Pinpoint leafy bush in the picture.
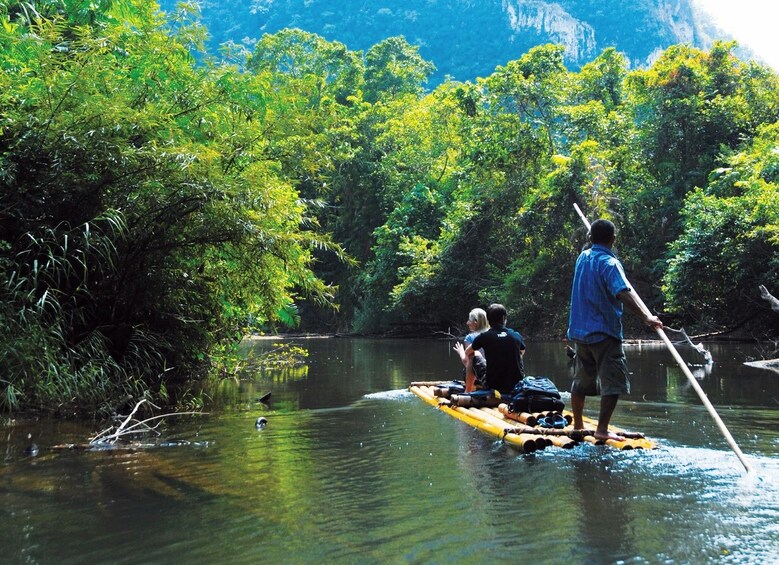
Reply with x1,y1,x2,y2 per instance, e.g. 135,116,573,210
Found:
0,0,344,414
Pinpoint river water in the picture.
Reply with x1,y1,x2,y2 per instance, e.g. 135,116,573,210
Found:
2,338,778,564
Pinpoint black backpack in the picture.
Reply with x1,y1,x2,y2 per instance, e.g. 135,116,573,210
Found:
508,376,565,414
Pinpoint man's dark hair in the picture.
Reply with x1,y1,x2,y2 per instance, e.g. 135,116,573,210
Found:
589,219,616,245
486,303,507,326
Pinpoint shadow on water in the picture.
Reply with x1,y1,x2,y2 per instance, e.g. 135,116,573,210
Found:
1,338,778,563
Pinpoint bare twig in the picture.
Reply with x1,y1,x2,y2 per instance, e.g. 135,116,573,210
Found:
432,329,458,339
759,285,779,314
89,399,205,446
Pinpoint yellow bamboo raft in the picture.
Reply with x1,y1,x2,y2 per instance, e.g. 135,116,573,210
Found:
409,383,656,452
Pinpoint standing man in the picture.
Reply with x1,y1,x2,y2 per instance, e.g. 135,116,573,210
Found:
454,303,525,395
567,219,662,441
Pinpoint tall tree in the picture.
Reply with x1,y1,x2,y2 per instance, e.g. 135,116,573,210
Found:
363,36,436,103
0,0,343,413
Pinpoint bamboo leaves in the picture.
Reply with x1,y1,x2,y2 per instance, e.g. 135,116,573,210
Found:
0,0,347,414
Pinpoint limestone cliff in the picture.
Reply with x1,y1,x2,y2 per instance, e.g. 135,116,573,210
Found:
159,0,740,82
499,0,727,69
502,1,597,63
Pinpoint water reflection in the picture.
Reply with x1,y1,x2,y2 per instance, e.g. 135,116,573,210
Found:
569,457,633,561
1,338,778,563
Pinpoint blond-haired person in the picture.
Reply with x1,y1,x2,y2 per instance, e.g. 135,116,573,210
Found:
454,308,489,392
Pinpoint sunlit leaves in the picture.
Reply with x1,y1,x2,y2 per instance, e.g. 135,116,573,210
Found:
483,44,568,152
663,123,779,328
249,28,364,106
0,0,348,414
364,36,436,103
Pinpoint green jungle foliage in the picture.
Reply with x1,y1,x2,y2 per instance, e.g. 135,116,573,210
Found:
0,0,348,414
1,0,778,415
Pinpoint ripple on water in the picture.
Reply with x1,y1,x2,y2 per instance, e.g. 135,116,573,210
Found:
362,388,414,401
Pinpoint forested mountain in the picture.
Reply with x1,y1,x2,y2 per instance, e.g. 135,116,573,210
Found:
158,0,737,83
2,0,778,415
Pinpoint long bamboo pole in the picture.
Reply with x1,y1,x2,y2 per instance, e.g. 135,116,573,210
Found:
572,203,752,473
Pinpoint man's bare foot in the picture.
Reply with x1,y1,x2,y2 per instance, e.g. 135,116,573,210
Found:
594,430,626,442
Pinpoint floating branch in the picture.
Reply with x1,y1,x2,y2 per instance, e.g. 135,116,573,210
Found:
664,326,713,364
88,399,205,447
759,284,779,314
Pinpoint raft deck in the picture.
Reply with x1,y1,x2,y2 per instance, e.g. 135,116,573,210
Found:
410,383,656,452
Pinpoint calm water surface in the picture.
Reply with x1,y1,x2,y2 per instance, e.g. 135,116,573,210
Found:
2,339,778,564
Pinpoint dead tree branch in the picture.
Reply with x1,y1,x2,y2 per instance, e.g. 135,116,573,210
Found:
88,399,205,447
759,285,779,314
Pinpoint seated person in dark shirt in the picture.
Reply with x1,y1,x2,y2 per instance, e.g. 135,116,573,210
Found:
453,303,526,395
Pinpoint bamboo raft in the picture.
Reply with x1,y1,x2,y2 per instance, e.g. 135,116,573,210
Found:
410,382,656,452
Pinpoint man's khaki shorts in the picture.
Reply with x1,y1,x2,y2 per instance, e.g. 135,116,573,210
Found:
572,337,630,396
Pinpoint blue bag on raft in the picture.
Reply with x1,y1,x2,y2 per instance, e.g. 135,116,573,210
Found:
508,376,565,414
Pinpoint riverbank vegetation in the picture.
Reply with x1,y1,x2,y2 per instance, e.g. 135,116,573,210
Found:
2,0,778,415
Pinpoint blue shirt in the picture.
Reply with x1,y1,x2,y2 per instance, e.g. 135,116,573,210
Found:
464,331,485,357
567,244,631,343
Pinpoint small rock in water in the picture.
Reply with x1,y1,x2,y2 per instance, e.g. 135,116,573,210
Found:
255,416,268,429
